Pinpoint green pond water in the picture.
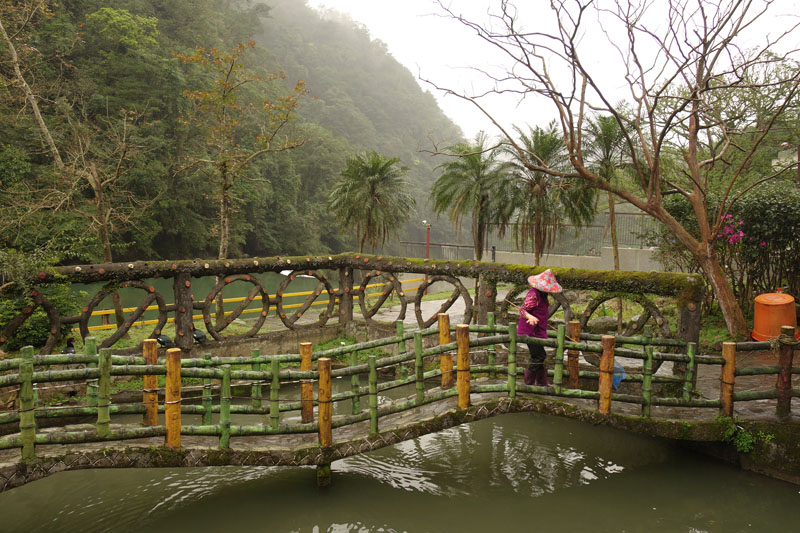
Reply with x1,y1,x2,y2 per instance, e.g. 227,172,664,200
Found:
0,412,797,532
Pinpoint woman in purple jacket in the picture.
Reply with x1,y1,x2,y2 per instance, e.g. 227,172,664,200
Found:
517,269,562,386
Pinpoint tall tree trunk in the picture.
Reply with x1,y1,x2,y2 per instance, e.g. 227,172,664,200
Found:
215,175,231,326
88,165,126,331
0,17,64,171
608,192,622,333
697,249,748,338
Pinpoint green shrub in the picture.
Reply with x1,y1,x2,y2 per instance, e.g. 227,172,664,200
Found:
0,285,81,351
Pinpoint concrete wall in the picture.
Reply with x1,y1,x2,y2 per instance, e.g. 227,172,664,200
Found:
494,246,667,272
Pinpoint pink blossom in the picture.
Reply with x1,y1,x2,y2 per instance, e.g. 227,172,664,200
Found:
760,241,766,247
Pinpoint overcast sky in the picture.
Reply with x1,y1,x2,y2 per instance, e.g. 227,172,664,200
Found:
306,0,800,142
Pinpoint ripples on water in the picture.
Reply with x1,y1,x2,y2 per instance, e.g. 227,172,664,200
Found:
0,413,797,532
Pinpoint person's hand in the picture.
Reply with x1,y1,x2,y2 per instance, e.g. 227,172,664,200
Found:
526,314,539,327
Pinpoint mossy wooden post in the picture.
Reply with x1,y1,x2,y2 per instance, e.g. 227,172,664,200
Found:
142,339,158,426
202,354,213,426
438,313,454,388
251,349,263,409
300,342,314,423
720,342,736,418
598,335,615,415
165,347,182,448
508,323,517,398
96,348,112,438
567,321,581,389
456,325,471,409
368,355,378,435
487,312,497,380
85,337,98,407
777,326,796,418
396,321,408,379
19,346,35,461
338,266,353,324
682,342,697,402
318,357,332,447
219,365,231,448
641,344,654,418
414,332,425,405
553,324,565,394
270,357,280,430
350,350,361,415
173,272,194,352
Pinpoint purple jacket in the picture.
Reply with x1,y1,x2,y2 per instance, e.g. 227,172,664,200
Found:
517,288,549,339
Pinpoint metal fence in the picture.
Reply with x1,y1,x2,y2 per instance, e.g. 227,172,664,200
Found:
401,213,659,259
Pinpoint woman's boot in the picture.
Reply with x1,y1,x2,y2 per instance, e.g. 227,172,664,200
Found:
535,367,549,387
524,368,536,385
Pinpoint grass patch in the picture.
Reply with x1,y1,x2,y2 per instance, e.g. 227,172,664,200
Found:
314,336,390,364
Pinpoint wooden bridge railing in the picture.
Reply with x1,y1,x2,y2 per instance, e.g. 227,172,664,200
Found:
0,315,796,461
1,253,705,355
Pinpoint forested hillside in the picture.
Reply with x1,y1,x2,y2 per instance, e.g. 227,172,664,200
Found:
0,0,462,265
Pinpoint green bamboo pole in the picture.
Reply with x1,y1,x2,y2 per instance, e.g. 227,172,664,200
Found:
682,342,697,402
415,332,425,406
351,349,361,415
219,364,231,449
251,349,263,409
487,312,497,379
270,357,280,430
202,354,213,426
642,344,654,418
508,323,517,398
19,346,35,461
96,348,112,438
396,320,408,379
553,324,565,394
368,355,378,435
85,337,98,407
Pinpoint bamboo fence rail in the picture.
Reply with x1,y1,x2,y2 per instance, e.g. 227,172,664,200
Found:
0,314,796,461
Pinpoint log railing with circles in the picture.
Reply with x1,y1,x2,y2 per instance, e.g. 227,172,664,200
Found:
0,254,706,355
0,318,796,493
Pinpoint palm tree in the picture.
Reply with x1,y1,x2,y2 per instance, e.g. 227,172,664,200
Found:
585,115,627,330
431,132,510,261
329,151,415,253
502,122,596,265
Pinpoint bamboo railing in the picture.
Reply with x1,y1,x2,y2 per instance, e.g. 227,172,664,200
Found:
0,316,797,461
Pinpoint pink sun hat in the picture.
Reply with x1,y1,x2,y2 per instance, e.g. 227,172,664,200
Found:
527,269,563,293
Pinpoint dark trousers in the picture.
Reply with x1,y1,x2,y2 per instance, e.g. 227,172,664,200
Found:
526,342,546,370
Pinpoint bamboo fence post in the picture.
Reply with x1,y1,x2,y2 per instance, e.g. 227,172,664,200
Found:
202,354,213,426
142,339,158,426
19,346,35,461
682,342,697,402
396,321,408,379
270,357,280,430
85,337,98,407
598,335,616,414
553,324,565,394
96,348,111,438
720,342,736,418
415,332,425,406
508,323,517,398
369,355,378,435
487,312,497,380
641,344,654,418
318,357,332,447
251,349,263,409
438,313,454,388
300,342,314,423
456,324,471,409
777,326,796,418
351,350,361,415
219,365,231,448
567,321,581,389
165,347,182,448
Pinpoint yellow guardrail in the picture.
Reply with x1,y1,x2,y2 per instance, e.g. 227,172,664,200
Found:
78,278,426,332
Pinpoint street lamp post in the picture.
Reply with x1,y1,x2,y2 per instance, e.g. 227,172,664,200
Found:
423,220,431,295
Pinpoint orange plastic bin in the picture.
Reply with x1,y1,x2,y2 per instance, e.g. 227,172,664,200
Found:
751,291,800,341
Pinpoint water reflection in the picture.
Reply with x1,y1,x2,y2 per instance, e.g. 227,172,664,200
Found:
0,413,797,532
